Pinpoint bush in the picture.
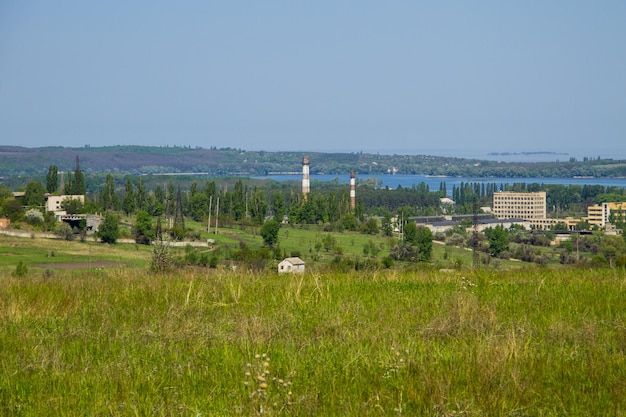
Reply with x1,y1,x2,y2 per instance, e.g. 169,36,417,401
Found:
98,213,119,244
55,222,74,241
150,240,174,273
24,208,44,226
13,261,28,277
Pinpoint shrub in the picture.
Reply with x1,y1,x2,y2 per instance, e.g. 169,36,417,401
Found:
55,222,74,241
150,240,174,273
98,213,119,244
24,208,44,226
13,261,28,277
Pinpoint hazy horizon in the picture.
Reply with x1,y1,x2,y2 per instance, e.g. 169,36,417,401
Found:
1,2,624,159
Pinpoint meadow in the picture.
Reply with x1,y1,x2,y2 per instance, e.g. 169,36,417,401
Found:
1,261,625,415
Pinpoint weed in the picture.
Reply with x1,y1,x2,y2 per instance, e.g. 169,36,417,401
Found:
242,353,293,415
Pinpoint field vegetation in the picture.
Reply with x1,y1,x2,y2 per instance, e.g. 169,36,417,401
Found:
1,265,625,415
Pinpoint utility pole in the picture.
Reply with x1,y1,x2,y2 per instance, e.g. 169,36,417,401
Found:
207,195,212,234
215,196,220,235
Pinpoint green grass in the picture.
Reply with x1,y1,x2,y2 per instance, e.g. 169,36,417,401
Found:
0,235,152,273
1,266,625,415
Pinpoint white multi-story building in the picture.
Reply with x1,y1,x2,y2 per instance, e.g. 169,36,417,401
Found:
587,202,626,228
492,191,546,220
45,194,85,214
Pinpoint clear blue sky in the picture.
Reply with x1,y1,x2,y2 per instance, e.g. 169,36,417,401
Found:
1,1,624,159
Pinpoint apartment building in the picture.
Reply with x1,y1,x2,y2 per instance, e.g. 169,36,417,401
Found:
45,194,85,214
587,202,626,228
492,191,546,220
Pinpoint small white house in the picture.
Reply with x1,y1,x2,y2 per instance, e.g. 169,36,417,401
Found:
278,257,305,274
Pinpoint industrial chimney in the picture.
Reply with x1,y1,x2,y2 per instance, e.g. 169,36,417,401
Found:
302,156,310,200
350,170,356,210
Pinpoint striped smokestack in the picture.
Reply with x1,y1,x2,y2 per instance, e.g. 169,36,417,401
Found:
350,170,356,210
302,156,310,200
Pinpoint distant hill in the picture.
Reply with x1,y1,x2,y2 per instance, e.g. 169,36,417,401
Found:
1,145,625,179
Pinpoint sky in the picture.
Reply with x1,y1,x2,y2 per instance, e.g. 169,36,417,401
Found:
1,1,625,160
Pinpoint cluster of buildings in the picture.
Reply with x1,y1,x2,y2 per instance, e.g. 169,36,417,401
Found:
0,193,101,232
406,190,625,236
490,191,625,232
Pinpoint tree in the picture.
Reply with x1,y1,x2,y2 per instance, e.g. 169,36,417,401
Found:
250,187,268,225
232,179,246,220
61,198,83,215
122,177,136,216
134,210,154,245
260,219,280,249
46,165,59,193
24,182,46,207
189,192,209,221
485,225,510,257
551,222,568,231
98,213,119,244
381,212,393,237
135,177,146,211
415,226,433,261
63,172,74,195
600,235,626,267
73,155,86,195
101,174,118,210
272,192,285,221
403,221,418,245
360,217,379,235
3,198,24,222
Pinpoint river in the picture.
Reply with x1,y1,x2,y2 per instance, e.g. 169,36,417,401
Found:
253,174,626,195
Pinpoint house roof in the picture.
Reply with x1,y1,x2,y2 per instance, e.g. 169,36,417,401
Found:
282,257,305,265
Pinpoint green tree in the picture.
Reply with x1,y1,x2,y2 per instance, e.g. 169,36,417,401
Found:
136,177,146,210
600,235,626,267
381,212,393,237
101,174,118,210
260,219,280,249
250,187,268,225
122,177,136,216
3,198,24,222
189,192,209,221
24,182,46,207
232,180,246,220
359,217,379,235
272,192,285,221
415,226,434,261
63,172,74,195
403,221,418,245
485,225,510,257
98,213,119,244
72,155,86,195
134,210,154,245
61,198,83,215
46,165,59,193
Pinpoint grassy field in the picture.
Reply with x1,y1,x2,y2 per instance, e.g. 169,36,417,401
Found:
1,263,625,416
0,235,153,273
